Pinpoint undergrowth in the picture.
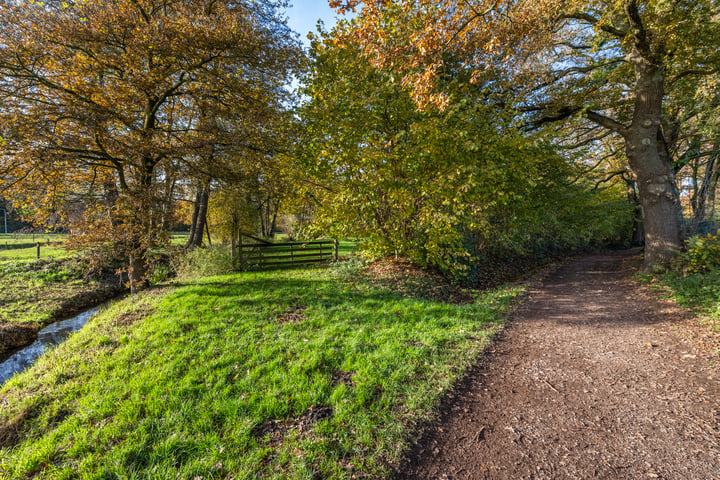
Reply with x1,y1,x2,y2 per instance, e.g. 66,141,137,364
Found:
647,268,720,333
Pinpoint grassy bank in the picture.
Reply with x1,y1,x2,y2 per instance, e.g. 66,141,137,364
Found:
0,259,99,324
0,263,520,479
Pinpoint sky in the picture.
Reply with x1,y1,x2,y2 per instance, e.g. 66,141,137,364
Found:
283,0,346,47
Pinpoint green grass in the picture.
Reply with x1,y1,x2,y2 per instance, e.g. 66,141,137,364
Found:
0,234,70,262
0,259,94,323
170,233,189,246
0,264,521,479
0,245,71,262
647,268,720,331
0,233,67,245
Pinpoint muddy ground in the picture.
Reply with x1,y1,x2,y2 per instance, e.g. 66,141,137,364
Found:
397,251,720,480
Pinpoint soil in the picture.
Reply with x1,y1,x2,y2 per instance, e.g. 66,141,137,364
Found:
397,250,720,480
362,259,474,304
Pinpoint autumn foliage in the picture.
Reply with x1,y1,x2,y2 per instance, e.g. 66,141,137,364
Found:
299,25,632,282
330,0,720,268
0,0,301,286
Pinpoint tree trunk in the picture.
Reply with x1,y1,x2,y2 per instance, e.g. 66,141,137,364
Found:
625,177,644,246
186,182,209,249
205,217,212,247
186,183,202,248
128,253,146,294
103,181,120,226
624,34,682,268
690,147,719,234
707,163,720,221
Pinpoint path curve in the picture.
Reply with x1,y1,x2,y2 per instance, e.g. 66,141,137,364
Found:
398,251,720,479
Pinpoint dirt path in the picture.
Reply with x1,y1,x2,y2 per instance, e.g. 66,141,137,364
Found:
397,251,720,479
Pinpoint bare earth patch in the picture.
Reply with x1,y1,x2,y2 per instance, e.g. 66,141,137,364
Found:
363,259,474,304
397,251,720,479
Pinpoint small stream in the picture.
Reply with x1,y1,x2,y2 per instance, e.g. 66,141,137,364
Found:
0,307,100,385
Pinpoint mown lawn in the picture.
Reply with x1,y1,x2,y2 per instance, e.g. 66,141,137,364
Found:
0,264,520,479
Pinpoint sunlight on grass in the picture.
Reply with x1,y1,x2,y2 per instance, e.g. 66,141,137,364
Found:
650,269,720,333
0,266,520,479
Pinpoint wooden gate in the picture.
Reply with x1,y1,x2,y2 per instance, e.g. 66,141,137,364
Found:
237,239,338,270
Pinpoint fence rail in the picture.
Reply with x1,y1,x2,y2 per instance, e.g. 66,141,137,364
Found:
2,242,41,250
2,241,63,251
237,239,338,270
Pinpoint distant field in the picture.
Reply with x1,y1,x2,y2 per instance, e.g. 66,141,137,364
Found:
0,245,71,262
170,232,189,245
0,234,71,262
0,233,67,245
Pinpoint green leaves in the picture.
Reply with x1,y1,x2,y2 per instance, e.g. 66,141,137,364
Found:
299,25,632,282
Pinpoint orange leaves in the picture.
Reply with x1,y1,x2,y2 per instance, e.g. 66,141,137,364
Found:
331,0,583,109
0,0,302,268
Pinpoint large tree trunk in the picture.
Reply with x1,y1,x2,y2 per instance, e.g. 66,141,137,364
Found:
128,156,157,291
624,29,682,268
128,252,147,294
186,182,210,249
186,182,202,247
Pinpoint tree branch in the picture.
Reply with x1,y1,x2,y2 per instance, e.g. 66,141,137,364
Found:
560,12,627,38
585,110,630,138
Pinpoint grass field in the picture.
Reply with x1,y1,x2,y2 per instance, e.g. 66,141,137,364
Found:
0,233,67,245
0,263,520,479
0,234,70,262
169,232,189,246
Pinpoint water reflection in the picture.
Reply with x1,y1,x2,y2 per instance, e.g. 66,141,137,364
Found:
0,308,98,384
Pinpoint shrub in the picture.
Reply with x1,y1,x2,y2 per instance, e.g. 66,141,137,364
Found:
681,234,720,273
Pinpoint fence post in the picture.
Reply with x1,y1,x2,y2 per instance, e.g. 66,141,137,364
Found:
36,242,40,259
333,239,339,261
290,243,294,266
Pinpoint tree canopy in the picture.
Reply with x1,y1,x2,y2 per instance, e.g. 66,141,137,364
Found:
330,0,720,267
0,0,302,283
299,23,632,282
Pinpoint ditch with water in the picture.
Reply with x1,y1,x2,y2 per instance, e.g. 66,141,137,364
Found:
0,306,101,385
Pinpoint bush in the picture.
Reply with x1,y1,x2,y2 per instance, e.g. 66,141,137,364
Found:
173,245,236,278
681,234,720,273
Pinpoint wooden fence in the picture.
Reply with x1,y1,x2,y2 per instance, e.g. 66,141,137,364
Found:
2,242,42,250
237,239,338,270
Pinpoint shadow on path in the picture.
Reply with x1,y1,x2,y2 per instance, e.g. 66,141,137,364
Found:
397,250,720,480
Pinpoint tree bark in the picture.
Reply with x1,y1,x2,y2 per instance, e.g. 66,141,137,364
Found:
186,183,202,247
623,22,682,267
690,147,719,234
186,182,210,249
625,177,644,246
128,253,146,294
